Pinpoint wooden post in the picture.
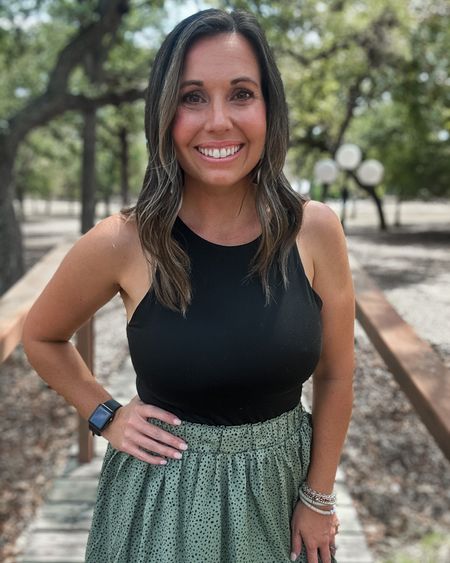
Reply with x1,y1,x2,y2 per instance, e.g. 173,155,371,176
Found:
76,317,95,463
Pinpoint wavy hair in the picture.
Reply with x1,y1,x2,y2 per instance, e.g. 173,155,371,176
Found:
121,8,306,315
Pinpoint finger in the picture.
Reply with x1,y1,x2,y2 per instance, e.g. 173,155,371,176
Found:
306,547,319,563
290,529,302,561
137,419,188,451
134,433,185,460
319,544,332,563
127,444,168,465
139,403,182,425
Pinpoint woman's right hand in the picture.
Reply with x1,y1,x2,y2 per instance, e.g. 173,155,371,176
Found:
101,395,188,465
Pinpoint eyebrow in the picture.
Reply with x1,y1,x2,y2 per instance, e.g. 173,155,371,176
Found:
180,76,259,88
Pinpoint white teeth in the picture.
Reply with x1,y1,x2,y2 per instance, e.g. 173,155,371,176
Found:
197,145,241,159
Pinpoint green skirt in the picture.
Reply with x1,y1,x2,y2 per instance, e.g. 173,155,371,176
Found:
85,401,334,562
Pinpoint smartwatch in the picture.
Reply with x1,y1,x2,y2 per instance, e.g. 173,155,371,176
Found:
88,399,122,436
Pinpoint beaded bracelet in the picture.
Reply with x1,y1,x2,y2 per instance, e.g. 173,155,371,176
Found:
300,481,336,506
298,492,336,516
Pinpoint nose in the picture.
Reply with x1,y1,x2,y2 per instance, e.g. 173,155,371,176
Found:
204,98,232,133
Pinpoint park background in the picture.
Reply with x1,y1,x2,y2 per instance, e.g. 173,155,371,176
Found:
0,1,449,562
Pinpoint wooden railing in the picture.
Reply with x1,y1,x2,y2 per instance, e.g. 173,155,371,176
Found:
2,243,449,464
0,238,95,463
350,255,450,462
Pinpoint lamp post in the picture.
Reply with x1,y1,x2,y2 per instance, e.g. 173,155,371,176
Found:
313,159,339,202
335,144,362,226
313,144,385,229
356,159,385,187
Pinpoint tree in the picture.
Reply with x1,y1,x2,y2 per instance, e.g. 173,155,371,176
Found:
0,0,150,294
219,0,450,228
347,3,450,207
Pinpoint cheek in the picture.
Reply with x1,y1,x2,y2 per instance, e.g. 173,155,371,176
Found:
249,106,267,148
171,110,198,149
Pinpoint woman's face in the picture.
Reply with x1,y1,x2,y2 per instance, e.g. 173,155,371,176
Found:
172,33,267,193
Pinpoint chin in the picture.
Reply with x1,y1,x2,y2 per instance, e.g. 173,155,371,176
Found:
199,174,253,189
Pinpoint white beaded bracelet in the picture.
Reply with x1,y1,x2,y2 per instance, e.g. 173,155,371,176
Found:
298,491,336,516
300,481,337,506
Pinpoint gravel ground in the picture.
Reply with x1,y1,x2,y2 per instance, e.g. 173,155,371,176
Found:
341,213,450,562
1,198,449,562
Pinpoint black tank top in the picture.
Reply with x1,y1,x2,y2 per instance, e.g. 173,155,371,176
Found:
126,216,323,425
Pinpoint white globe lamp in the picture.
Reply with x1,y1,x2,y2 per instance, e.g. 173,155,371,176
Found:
356,159,384,186
314,159,339,184
335,144,362,171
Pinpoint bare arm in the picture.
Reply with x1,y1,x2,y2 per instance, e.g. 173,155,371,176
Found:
22,214,188,464
22,214,126,419
306,202,355,494
290,200,355,563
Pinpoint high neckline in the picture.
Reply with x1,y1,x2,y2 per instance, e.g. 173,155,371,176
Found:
175,216,261,248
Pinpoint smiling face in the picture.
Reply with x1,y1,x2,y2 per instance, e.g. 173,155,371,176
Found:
171,33,267,193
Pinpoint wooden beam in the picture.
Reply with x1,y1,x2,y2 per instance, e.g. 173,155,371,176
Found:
350,255,450,461
0,240,75,362
0,237,95,463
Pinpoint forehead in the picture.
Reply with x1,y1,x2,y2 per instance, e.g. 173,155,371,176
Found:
181,33,261,83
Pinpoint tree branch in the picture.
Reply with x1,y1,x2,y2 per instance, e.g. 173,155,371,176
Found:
6,0,133,150
277,39,352,67
332,75,366,153
9,88,146,147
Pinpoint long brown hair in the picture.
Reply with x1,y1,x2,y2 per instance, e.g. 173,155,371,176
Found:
121,8,306,315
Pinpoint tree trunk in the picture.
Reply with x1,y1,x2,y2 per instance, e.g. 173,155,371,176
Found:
394,195,402,227
320,183,329,202
104,195,111,217
349,171,387,230
0,136,23,295
15,178,25,221
81,108,97,234
119,126,130,206
0,196,24,295
366,185,387,230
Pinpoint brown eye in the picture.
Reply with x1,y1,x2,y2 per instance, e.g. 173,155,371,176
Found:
233,89,254,101
181,91,204,104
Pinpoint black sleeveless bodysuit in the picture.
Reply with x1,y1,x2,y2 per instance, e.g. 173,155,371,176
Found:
126,216,323,426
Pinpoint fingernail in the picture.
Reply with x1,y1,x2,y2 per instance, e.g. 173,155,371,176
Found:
159,459,167,465
290,552,297,561
174,452,182,459
179,443,188,450
173,418,182,425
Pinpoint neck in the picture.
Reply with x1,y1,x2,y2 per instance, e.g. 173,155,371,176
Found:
177,179,261,245
179,180,257,230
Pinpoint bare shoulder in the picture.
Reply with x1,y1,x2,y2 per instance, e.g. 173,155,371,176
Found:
79,212,136,254
74,212,143,273
299,199,353,295
22,212,139,342
300,199,342,244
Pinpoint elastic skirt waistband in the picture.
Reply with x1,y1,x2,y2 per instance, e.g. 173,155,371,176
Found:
147,401,310,454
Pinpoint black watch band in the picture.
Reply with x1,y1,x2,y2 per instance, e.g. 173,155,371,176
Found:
88,399,122,436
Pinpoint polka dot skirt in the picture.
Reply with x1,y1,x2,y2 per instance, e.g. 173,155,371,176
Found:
85,402,336,562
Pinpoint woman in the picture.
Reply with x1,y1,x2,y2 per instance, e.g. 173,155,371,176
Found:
22,8,354,563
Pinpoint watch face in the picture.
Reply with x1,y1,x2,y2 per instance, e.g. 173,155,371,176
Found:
90,404,113,430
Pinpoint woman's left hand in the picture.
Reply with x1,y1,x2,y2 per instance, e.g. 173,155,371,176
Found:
289,500,339,562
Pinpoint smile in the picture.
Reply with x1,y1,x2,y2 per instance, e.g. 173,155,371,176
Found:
196,144,243,159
